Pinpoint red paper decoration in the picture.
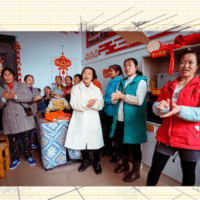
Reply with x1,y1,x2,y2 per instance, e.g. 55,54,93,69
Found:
102,69,109,79
0,57,4,76
147,33,200,75
85,49,99,61
54,47,72,83
15,39,22,82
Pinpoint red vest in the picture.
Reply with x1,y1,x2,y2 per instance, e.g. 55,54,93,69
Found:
156,75,200,150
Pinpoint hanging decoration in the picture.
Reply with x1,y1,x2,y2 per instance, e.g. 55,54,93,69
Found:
54,46,72,84
147,40,181,75
147,33,200,75
102,68,109,79
0,57,4,76
15,37,22,82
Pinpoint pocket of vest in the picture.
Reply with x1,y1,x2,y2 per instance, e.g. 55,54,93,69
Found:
186,124,200,145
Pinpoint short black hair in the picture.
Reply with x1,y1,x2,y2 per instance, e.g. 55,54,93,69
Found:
1,67,15,78
24,74,34,82
55,76,62,81
45,86,51,90
65,76,73,81
74,74,82,80
109,64,123,76
178,49,200,67
81,67,97,81
124,58,143,76
37,88,41,92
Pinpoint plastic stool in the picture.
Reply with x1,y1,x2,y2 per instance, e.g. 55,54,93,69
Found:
0,134,10,178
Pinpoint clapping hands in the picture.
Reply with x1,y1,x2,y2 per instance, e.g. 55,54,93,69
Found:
3,90,16,99
111,90,125,100
87,99,98,107
157,98,181,118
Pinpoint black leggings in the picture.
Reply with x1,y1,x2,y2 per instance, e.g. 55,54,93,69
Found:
147,150,197,186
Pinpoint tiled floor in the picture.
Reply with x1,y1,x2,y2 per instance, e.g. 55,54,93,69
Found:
1,148,169,187
2,148,199,199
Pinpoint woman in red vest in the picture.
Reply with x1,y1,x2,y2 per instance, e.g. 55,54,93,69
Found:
147,49,200,186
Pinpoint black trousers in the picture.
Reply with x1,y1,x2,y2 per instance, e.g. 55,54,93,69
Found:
8,129,33,161
104,114,114,148
81,149,100,163
147,150,197,186
114,121,142,162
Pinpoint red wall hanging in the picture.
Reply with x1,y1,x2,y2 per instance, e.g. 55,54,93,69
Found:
15,37,22,82
54,46,72,84
102,68,109,79
147,33,200,75
0,57,4,76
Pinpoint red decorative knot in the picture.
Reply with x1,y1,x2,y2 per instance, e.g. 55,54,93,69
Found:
94,49,98,58
18,73,22,77
89,51,94,59
54,47,72,82
15,41,21,50
17,67,21,71
0,57,4,63
85,53,89,61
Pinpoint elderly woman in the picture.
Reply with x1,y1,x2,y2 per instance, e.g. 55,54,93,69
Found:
0,68,36,169
24,74,42,148
64,67,104,175
147,49,200,186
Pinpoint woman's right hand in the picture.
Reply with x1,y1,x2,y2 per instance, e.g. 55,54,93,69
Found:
3,90,9,99
3,90,15,99
157,98,170,111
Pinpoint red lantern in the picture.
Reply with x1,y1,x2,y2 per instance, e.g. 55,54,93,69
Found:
54,47,72,83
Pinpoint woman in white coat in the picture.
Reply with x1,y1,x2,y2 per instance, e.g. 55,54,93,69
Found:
65,67,104,174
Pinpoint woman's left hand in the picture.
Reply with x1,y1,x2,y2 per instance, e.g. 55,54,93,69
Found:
160,103,181,118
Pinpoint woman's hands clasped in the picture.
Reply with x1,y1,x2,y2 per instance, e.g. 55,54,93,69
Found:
87,99,98,107
3,90,16,99
157,98,181,118
111,90,125,100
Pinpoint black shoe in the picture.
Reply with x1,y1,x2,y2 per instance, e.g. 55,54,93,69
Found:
110,155,121,163
78,160,91,172
101,149,112,158
94,162,102,175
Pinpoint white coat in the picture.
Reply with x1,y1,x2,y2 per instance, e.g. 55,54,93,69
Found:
64,81,104,150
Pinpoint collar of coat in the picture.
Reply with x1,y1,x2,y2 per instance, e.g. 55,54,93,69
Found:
168,74,200,90
120,74,147,89
3,80,19,91
109,75,121,84
79,80,96,89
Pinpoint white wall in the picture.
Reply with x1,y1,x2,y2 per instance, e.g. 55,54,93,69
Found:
0,31,83,95
81,31,192,95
